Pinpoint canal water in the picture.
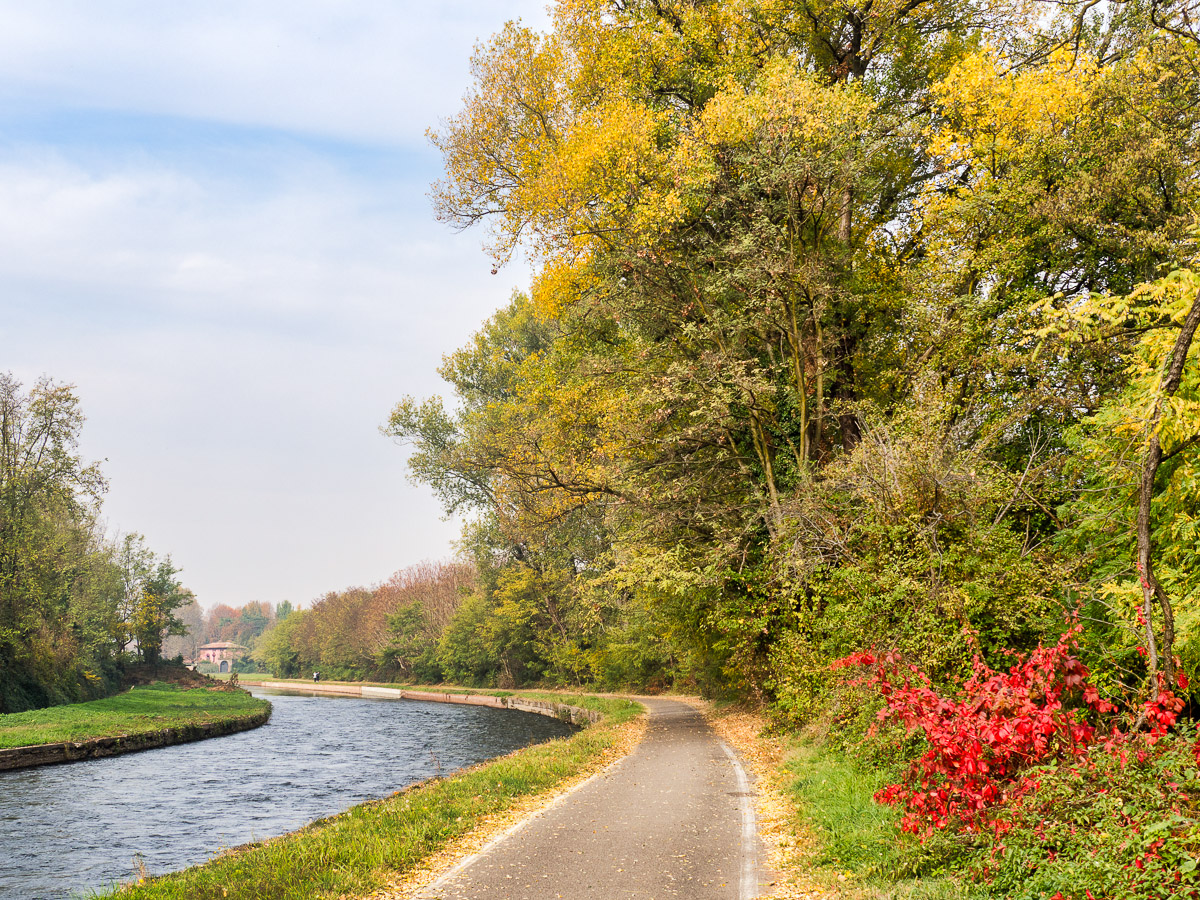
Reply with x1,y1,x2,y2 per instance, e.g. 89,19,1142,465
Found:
0,689,574,900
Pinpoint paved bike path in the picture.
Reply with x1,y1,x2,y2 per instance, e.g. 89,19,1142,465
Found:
418,698,761,900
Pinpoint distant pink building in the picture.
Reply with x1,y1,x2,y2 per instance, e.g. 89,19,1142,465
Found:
197,641,248,673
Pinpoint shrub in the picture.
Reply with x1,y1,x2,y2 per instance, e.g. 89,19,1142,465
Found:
979,726,1200,900
839,629,1200,899
836,628,1117,836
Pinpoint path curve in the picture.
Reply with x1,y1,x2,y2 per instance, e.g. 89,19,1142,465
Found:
417,698,763,900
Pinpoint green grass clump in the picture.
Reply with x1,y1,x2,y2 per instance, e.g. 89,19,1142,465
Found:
0,683,270,749
784,739,978,900
100,695,640,900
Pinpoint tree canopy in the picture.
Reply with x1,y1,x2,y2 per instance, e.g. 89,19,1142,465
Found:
387,0,1200,707
0,374,190,711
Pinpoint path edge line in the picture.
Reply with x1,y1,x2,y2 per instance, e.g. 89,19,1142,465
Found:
412,722,643,898
721,738,760,900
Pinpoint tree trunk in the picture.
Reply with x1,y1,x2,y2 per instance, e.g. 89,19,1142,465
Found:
1138,287,1200,693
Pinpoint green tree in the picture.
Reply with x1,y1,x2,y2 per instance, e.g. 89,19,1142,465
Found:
0,374,113,711
379,603,441,682
254,610,306,678
114,534,190,665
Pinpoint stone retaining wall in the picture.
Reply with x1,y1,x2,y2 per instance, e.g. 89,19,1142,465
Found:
248,681,603,726
0,708,272,772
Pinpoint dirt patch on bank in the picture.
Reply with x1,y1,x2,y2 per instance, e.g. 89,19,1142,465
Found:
120,664,216,690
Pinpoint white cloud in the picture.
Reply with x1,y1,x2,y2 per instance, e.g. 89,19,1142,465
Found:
0,1,550,146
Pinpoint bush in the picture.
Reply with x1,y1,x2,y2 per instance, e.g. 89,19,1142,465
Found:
837,627,1117,836
978,727,1200,899
838,629,1200,899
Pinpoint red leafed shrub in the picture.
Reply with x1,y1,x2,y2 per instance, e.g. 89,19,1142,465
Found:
834,628,1121,836
1144,673,1187,742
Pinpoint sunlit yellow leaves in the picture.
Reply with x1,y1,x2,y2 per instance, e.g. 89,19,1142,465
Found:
531,256,595,319
1047,268,1200,452
433,0,917,270
430,23,569,261
431,18,684,266
1128,269,1200,453
555,0,777,101
931,48,1097,169
702,58,874,181
542,96,671,249
1096,579,1145,628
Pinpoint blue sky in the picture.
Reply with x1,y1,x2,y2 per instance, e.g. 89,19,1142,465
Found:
1,2,548,609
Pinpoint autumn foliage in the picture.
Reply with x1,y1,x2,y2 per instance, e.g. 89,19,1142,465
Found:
254,560,476,680
836,629,1189,838
391,1,1200,895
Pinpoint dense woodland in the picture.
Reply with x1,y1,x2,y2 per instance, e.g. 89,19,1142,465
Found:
371,0,1200,709
0,374,190,712
257,0,1200,713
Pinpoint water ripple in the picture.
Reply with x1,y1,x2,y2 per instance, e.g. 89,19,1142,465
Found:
0,689,573,900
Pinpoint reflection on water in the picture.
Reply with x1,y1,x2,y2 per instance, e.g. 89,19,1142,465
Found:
0,689,573,900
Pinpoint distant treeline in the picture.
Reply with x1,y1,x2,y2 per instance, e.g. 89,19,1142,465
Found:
0,375,190,713
161,598,294,666
254,560,476,683
251,545,673,689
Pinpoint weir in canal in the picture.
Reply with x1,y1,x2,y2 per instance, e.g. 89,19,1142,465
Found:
0,688,574,900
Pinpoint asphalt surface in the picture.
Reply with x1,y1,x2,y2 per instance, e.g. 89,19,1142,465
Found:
418,698,761,900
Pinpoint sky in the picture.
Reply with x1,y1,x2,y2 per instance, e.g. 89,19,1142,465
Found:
0,1,549,610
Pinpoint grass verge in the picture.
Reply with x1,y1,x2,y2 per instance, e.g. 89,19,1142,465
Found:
693,701,974,900
0,682,269,749
97,694,643,900
782,741,973,899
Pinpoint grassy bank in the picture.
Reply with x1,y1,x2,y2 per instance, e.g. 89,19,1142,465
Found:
100,692,642,900
782,740,972,900
0,682,270,749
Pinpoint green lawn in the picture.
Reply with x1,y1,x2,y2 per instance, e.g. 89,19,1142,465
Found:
0,683,271,749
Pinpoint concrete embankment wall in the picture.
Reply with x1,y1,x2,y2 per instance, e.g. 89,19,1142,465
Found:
0,708,271,772
246,681,603,727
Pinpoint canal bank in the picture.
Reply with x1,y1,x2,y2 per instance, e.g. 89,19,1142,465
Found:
93,690,642,900
0,683,272,772
0,707,270,771
240,679,602,726
1,686,617,900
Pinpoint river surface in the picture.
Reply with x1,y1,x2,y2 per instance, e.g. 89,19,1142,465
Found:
0,689,574,900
